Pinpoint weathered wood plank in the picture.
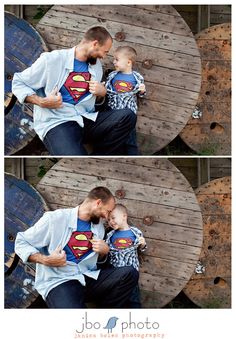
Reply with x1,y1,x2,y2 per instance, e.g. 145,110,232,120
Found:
43,30,201,73
53,5,193,37
38,13,199,56
140,256,196,280
39,157,194,192
37,171,200,210
37,186,202,229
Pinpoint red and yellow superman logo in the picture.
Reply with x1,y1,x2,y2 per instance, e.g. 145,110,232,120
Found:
113,80,133,93
113,237,133,249
67,231,93,258
64,72,91,102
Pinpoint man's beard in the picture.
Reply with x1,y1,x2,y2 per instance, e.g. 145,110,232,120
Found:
87,56,97,65
90,215,100,224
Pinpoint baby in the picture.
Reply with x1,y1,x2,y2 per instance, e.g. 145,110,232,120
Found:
106,203,146,307
105,46,146,155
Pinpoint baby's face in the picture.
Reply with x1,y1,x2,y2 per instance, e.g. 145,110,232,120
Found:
113,52,131,72
108,209,125,230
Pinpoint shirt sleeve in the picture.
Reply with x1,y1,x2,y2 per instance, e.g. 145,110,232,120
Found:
12,52,48,104
14,212,51,263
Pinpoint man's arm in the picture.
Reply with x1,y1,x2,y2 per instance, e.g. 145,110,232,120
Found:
28,246,66,267
25,87,63,109
12,52,62,108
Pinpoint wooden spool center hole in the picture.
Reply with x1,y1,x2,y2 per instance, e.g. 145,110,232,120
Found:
213,277,227,288
210,122,224,134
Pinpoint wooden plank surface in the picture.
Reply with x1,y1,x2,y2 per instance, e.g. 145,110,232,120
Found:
180,23,231,155
36,158,203,308
36,5,201,154
183,176,231,308
4,11,48,155
4,173,49,308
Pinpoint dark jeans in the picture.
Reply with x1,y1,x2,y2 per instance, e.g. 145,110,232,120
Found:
126,128,139,155
45,266,139,308
43,108,137,155
129,284,142,308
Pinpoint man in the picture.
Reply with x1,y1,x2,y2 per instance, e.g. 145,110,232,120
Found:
12,26,136,155
15,187,139,308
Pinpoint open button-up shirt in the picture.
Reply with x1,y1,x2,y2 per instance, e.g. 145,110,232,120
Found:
12,47,103,140
15,206,105,300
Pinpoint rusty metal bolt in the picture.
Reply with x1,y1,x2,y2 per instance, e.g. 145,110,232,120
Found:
8,234,15,242
6,73,13,80
143,216,154,226
115,31,126,42
115,189,126,199
142,59,153,69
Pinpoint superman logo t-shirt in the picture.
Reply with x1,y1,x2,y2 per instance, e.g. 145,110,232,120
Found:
111,229,136,249
111,73,137,93
64,219,93,263
60,59,91,104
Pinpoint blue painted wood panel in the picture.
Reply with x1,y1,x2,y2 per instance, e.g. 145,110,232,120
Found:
4,11,48,155
5,173,48,308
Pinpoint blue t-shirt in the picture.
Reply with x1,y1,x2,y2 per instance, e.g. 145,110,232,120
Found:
111,72,137,93
64,219,93,263
110,229,136,249
60,59,91,104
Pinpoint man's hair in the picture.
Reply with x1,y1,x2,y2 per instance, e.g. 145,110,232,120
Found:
113,203,128,215
87,187,114,203
84,26,112,45
115,46,137,64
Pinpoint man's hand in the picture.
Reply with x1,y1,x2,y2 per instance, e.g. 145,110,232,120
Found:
89,81,107,97
44,246,67,266
25,87,63,109
91,239,109,256
28,246,67,267
40,87,63,108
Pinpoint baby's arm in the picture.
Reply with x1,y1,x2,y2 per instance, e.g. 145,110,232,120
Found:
138,236,147,251
139,83,146,94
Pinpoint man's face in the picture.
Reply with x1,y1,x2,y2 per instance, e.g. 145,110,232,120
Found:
91,197,115,223
87,38,112,64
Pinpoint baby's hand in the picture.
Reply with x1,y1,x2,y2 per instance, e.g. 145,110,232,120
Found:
139,84,146,94
138,236,146,248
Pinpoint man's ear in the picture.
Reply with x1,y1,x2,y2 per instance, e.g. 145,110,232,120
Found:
96,198,102,206
93,40,99,48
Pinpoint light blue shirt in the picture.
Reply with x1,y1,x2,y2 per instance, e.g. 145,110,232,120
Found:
14,206,105,300
12,47,103,140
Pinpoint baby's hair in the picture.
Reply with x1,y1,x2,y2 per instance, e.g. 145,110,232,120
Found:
114,203,128,215
115,46,137,64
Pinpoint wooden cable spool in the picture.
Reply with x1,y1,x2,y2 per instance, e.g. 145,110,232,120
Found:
36,5,201,155
36,158,203,307
4,11,48,155
5,173,48,308
180,23,231,155
183,176,231,308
